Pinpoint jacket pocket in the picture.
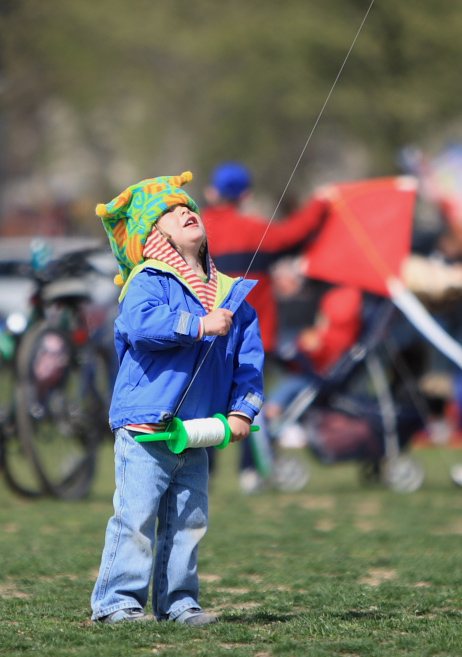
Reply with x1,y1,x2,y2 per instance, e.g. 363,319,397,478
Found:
128,352,155,390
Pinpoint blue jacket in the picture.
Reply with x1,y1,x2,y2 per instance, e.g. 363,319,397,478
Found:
109,260,265,430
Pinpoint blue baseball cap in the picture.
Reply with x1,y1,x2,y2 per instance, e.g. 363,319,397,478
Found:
210,162,252,200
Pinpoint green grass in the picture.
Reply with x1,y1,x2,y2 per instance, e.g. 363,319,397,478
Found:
1,443,462,656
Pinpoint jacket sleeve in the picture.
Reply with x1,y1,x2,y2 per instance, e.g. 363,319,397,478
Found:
260,196,329,253
118,270,201,351
227,301,265,420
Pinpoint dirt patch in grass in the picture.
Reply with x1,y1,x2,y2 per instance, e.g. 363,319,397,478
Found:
199,573,221,583
432,518,462,535
354,518,375,532
359,569,397,586
281,494,336,510
152,641,204,654
219,650,271,657
0,583,30,598
315,519,336,532
215,601,262,610
36,574,79,583
217,587,251,594
88,568,100,580
78,620,95,628
355,500,382,515
353,501,387,532
357,516,390,533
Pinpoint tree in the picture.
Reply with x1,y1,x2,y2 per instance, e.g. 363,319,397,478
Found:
1,0,461,231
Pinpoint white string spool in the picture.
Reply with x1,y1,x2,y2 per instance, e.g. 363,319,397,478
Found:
134,414,232,453
183,418,226,448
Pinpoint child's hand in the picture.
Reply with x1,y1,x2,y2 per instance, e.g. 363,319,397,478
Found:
227,414,251,443
202,309,234,336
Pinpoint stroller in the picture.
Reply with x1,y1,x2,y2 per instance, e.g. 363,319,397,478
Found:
268,293,427,493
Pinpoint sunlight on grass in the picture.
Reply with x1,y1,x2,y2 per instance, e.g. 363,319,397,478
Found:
1,444,462,655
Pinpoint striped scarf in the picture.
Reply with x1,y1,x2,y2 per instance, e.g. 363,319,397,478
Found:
142,227,218,312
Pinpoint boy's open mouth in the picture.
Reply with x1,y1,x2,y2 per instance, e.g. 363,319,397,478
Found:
184,217,198,227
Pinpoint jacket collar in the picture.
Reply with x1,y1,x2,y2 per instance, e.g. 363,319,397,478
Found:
119,258,257,311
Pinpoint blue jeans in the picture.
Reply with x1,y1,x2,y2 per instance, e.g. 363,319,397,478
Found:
91,427,209,621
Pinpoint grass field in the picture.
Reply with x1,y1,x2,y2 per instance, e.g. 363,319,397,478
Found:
1,442,462,657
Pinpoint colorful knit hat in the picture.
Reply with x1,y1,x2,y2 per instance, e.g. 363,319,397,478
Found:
95,171,199,286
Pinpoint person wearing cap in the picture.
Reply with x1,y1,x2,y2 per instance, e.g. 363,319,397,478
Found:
202,162,330,492
202,162,330,355
90,172,264,626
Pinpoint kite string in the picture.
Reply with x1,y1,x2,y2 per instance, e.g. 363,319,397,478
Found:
174,0,376,417
244,0,377,280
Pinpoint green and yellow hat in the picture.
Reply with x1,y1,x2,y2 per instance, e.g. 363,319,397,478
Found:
95,171,199,286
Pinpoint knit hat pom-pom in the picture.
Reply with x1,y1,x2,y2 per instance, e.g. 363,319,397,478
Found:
180,171,193,186
95,203,108,218
114,273,125,287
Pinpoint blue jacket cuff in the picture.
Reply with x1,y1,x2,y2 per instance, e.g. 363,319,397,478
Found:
174,311,201,341
228,392,264,421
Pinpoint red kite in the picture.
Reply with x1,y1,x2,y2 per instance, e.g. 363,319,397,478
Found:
301,176,462,370
302,176,416,297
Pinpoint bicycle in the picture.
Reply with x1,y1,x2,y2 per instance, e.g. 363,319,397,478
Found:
0,314,44,497
0,239,117,499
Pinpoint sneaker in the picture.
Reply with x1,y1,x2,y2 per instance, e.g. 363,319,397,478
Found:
98,608,156,624
173,607,217,626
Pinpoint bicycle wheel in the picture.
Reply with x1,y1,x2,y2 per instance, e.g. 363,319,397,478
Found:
15,321,102,499
0,365,43,498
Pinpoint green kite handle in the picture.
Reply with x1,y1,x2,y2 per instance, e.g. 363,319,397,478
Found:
134,417,259,454
134,417,188,454
212,413,231,450
134,431,171,442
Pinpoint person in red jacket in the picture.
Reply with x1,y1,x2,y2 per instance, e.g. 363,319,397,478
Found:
202,162,329,493
202,162,330,355
297,286,363,376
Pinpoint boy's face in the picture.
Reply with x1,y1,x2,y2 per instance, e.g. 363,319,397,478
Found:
157,204,206,254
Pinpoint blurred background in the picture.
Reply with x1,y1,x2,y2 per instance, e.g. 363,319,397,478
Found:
0,0,461,236
1,0,462,499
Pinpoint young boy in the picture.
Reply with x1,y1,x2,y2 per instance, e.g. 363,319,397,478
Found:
91,172,264,626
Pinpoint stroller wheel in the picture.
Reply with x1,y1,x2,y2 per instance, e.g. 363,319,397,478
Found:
381,455,425,493
449,464,462,487
272,454,310,492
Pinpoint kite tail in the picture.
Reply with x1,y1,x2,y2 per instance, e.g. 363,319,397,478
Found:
388,278,462,370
